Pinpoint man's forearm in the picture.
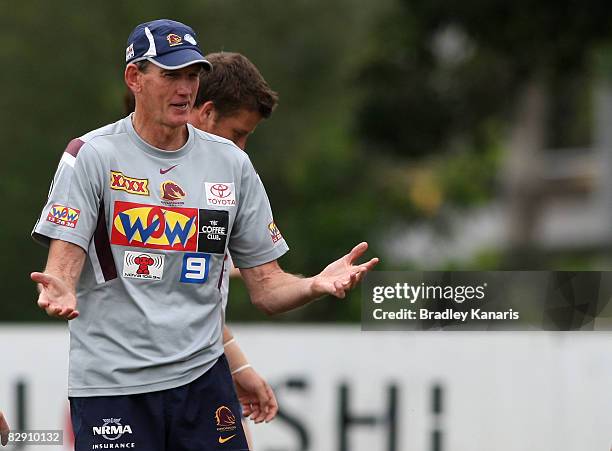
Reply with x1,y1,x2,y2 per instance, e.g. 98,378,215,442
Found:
240,242,378,316
43,240,86,291
31,239,86,320
222,325,233,344
255,273,317,315
241,262,319,315
222,326,251,374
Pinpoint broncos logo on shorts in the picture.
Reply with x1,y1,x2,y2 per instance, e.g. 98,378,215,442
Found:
215,406,236,428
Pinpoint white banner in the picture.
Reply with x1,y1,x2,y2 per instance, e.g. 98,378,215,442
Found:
0,325,611,451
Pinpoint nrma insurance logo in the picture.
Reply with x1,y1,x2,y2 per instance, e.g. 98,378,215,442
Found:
111,201,198,251
92,418,133,441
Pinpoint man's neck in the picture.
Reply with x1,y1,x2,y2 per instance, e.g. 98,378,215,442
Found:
131,112,188,151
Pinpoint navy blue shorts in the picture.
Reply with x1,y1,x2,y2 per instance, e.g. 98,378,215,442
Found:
69,355,249,451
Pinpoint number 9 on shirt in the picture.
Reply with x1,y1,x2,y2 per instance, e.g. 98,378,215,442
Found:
180,253,211,283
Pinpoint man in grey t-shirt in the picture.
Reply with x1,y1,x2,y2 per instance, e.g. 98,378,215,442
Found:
31,19,377,451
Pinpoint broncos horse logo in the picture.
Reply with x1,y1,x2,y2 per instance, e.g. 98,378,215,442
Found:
161,180,186,201
215,406,236,428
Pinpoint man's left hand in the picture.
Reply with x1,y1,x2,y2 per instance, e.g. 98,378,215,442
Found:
311,242,379,299
232,367,278,423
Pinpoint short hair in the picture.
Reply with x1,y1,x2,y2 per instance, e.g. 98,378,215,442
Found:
195,52,278,118
134,60,150,72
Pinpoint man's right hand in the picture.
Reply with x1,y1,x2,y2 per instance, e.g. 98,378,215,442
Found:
31,272,79,320
0,411,9,446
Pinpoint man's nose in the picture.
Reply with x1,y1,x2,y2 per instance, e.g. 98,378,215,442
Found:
176,82,192,95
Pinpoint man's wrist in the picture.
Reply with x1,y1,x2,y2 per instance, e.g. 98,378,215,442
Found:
306,275,326,300
224,338,249,373
231,364,252,375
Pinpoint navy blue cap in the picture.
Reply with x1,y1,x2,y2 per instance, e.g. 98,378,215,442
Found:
126,19,212,71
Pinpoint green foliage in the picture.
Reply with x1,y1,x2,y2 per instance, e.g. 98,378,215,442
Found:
0,0,388,322
436,134,502,207
352,0,612,270
354,0,612,176
4,0,612,322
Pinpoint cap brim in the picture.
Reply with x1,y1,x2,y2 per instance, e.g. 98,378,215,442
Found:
148,49,212,71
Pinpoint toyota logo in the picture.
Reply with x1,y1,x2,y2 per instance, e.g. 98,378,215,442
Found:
210,183,231,198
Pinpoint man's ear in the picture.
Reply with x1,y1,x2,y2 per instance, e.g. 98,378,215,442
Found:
200,101,216,119
125,64,142,93
194,101,217,129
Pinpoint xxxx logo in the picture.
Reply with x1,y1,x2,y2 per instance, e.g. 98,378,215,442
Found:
111,201,198,251
110,171,150,196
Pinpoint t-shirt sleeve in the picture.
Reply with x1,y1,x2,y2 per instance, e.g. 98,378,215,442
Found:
31,139,103,251
229,157,289,268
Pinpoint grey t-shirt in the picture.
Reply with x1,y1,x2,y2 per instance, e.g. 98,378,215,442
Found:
32,115,288,396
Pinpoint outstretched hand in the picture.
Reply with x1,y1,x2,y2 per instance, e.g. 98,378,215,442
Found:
312,242,379,299
232,367,278,423
31,272,79,320
0,410,9,446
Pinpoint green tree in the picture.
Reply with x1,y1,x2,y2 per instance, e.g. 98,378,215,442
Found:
354,0,612,266
1,0,389,322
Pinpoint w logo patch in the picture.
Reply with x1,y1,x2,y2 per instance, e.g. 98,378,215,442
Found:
111,201,198,251
46,204,80,228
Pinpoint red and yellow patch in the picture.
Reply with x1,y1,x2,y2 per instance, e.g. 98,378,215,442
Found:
110,171,149,196
268,221,282,243
110,201,198,251
46,204,80,228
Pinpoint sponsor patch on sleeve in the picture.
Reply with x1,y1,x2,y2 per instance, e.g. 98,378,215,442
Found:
197,209,229,254
122,251,165,280
205,182,236,207
268,221,282,243
46,204,80,228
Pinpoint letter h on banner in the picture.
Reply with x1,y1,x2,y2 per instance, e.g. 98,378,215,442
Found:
338,383,398,451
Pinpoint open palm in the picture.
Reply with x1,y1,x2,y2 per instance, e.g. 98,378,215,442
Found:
31,272,79,320
312,242,379,298
0,411,9,446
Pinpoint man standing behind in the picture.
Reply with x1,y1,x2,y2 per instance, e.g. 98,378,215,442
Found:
189,51,279,448
32,19,377,451
189,52,276,151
